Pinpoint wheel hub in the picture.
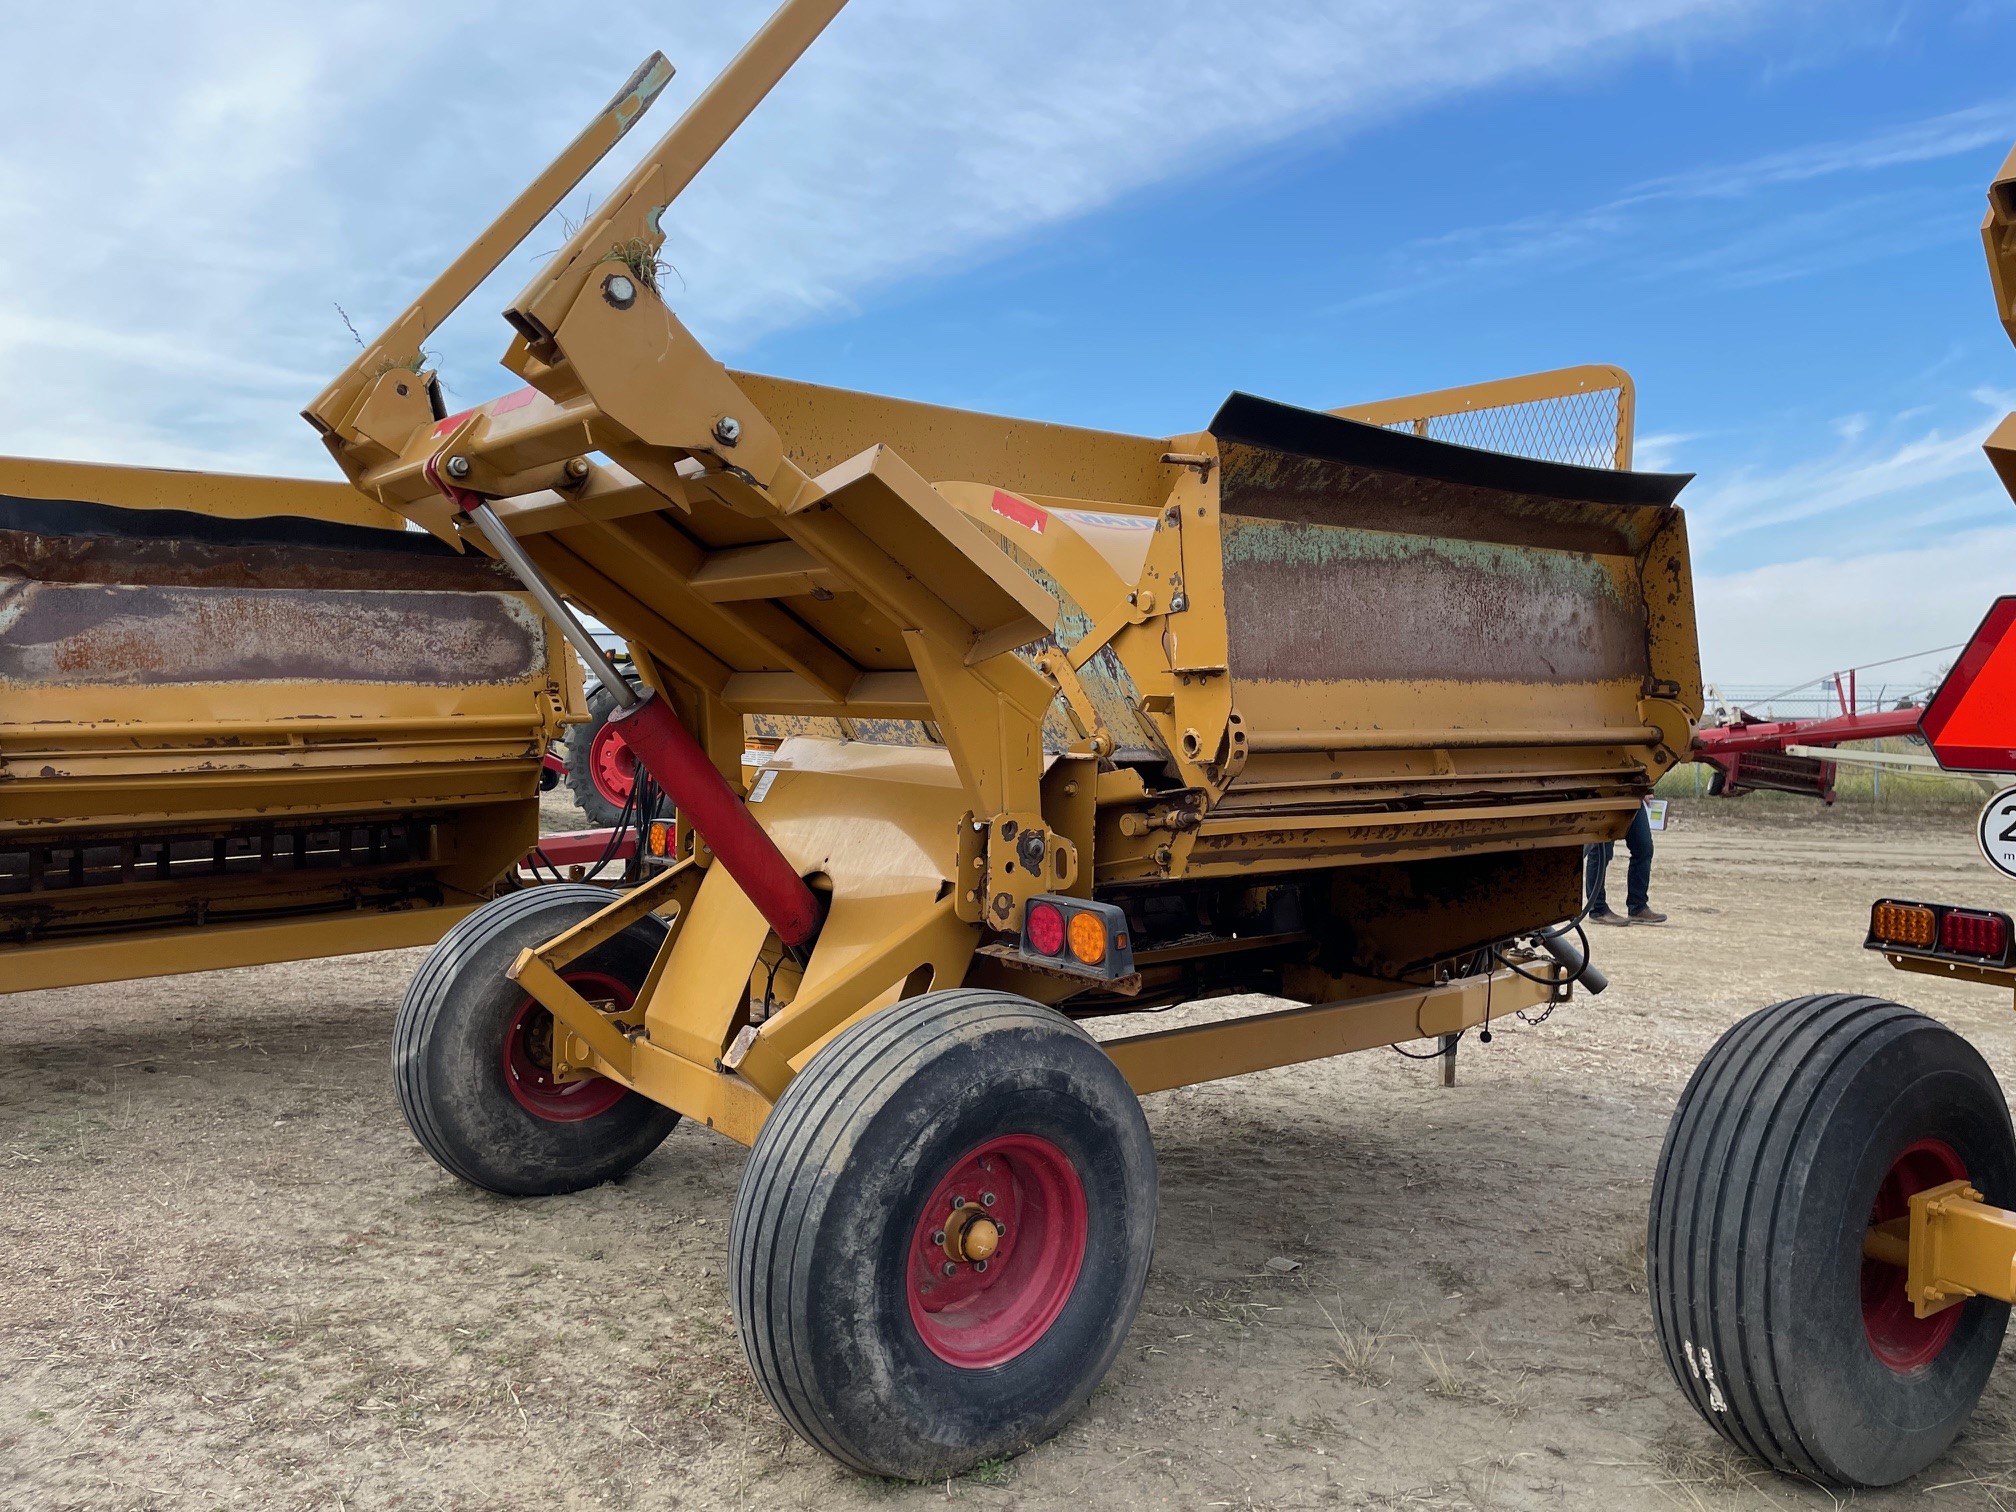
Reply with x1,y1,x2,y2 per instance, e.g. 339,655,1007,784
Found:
502,968,633,1123
1862,1137,1971,1372
588,720,638,809
906,1134,1087,1369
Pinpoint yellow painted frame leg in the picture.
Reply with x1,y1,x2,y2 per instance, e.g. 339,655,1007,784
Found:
725,895,978,1099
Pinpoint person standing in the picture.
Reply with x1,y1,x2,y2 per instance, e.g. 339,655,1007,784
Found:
1587,800,1665,925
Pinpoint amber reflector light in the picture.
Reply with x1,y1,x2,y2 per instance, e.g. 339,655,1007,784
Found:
1871,902,1936,949
1067,909,1108,966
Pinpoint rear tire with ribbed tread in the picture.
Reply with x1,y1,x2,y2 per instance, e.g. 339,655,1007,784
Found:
394,885,678,1196
729,988,1157,1480
1649,993,2015,1486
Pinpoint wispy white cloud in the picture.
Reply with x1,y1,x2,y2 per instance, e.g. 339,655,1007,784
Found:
1634,100,2015,200
0,0,1782,475
1683,390,2013,554
1338,99,2009,309
1635,429,1710,471
1676,385,2016,683
1697,524,2016,688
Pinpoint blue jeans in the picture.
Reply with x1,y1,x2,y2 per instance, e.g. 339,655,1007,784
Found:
1586,803,1653,914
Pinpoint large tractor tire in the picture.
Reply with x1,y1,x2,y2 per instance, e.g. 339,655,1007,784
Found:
730,989,1157,1479
568,682,638,829
393,885,679,1196
1650,994,2016,1486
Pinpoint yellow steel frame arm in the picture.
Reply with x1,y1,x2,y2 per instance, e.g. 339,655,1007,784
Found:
304,54,675,449
504,0,850,350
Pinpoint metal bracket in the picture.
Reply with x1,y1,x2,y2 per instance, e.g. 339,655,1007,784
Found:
1864,1178,2016,1319
1037,647,1115,758
953,810,1078,930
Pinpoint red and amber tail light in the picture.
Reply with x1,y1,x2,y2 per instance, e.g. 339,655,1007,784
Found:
1867,898,2014,967
1018,895,1136,981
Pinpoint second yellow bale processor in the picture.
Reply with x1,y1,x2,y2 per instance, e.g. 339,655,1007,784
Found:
0,458,582,993
304,0,1701,1479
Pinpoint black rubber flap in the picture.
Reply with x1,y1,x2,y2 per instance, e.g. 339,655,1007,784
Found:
0,494,461,555
1207,392,1691,508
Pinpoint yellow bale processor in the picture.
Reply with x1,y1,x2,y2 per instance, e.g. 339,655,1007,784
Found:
303,0,1703,1477
0,457,582,993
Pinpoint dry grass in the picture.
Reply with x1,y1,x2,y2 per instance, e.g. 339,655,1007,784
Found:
601,235,679,295
1321,1303,1399,1388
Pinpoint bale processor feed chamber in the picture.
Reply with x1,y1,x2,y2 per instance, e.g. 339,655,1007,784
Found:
304,0,1702,1477
0,457,581,993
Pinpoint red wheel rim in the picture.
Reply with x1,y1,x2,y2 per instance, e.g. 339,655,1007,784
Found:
906,1134,1088,1369
1861,1137,1970,1371
588,721,637,810
502,969,632,1122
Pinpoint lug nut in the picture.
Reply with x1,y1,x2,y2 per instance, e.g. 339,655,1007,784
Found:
930,1230,946,1246
951,1195,966,1210
973,1260,989,1273
942,1261,957,1277
980,1191,996,1207
444,455,472,480
713,414,742,447
602,273,637,309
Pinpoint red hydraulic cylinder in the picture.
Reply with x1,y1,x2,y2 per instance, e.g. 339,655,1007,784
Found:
607,691,822,947
425,456,821,948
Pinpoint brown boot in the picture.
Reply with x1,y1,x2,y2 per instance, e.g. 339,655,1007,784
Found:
1589,907,1631,927
1629,906,1668,924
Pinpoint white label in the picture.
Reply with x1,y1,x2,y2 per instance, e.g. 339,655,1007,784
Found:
748,768,780,803
1979,786,2016,879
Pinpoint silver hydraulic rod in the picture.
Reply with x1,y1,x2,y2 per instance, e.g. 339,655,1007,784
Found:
461,501,639,709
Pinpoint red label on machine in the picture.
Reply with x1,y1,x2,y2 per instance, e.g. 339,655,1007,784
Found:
991,490,1047,534
1923,596,2016,773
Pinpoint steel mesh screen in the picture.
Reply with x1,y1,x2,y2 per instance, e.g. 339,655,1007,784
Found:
1381,385,1625,470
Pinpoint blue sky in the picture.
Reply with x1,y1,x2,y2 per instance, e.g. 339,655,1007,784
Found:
3,0,2014,690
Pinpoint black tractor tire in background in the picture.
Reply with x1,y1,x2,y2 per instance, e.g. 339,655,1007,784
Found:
1649,993,2016,1487
568,682,636,829
730,989,1158,1480
393,884,678,1196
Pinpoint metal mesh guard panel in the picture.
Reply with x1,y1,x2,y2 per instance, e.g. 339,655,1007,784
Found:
1383,386,1624,471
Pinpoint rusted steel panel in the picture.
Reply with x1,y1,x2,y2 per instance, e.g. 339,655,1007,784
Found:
0,496,514,592
1215,439,1658,556
1220,517,1646,686
1210,395,1689,553
0,582,544,688
0,529,514,593
1205,397,1690,693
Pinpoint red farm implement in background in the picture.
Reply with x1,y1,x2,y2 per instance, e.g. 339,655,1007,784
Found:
1692,703,1927,802
1692,603,2016,799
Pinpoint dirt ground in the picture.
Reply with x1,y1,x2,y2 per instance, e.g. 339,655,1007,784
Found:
8,800,2016,1512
